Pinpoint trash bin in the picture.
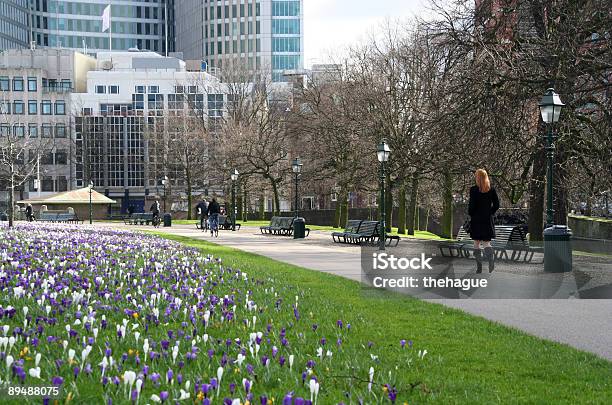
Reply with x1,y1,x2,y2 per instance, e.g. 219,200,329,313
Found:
163,213,172,227
293,217,306,239
543,225,572,272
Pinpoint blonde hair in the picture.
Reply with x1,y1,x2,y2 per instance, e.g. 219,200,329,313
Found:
475,169,491,193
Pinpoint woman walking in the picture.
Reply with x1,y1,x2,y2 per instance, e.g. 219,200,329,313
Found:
468,169,500,273
206,198,221,237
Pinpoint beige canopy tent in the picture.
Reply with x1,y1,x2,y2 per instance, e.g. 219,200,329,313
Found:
18,188,117,220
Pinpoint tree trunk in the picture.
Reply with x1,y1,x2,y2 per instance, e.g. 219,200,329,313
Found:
242,185,248,222
333,201,341,228
553,149,569,226
385,174,393,233
397,184,406,235
271,181,280,216
339,189,348,229
8,176,14,228
407,173,419,235
528,147,546,241
259,192,265,220
185,166,193,220
441,169,453,238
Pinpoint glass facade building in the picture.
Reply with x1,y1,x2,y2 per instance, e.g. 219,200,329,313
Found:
1,0,175,54
0,0,29,50
176,0,304,82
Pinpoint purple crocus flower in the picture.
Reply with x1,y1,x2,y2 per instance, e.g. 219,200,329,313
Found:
159,391,169,403
283,392,293,405
51,376,64,386
400,339,406,348
336,320,343,329
260,396,268,405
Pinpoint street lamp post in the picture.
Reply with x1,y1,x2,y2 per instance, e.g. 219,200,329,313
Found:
539,88,565,227
230,169,239,231
161,175,168,212
377,140,391,250
88,181,94,225
291,157,303,219
538,88,571,272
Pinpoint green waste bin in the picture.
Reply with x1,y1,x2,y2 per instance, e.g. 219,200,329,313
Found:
293,217,306,239
163,213,172,227
543,225,572,272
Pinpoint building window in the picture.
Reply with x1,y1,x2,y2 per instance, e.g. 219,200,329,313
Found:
28,124,38,138
13,101,24,114
148,85,159,94
55,150,67,165
42,176,54,192
0,101,10,114
56,176,68,191
55,101,66,115
175,85,184,93
41,151,54,165
55,125,67,138
96,85,106,94
135,85,145,94
13,125,25,137
41,124,53,138
41,100,52,115
13,77,24,91
27,77,37,92
132,94,145,110
188,86,198,94
109,85,119,94
28,101,37,115
0,125,9,136
0,77,9,91
82,107,92,115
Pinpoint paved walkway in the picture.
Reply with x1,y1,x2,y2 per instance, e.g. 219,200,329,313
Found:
102,223,612,360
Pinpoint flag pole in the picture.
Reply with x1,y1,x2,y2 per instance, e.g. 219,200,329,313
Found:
109,2,112,52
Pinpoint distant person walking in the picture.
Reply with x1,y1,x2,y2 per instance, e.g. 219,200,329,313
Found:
25,203,34,222
195,199,209,231
468,169,500,273
150,200,161,226
206,198,221,237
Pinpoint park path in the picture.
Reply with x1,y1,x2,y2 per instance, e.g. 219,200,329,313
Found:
100,223,612,361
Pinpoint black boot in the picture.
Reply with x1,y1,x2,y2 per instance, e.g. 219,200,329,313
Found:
484,247,495,273
474,249,483,273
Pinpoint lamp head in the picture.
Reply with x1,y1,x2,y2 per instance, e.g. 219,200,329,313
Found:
538,88,565,124
377,140,391,163
291,157,303,173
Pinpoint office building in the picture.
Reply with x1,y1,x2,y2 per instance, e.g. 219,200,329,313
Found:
72,50,224,213
1,0,174,54
0,48,96,204
175,0,304,81
0,0,29,50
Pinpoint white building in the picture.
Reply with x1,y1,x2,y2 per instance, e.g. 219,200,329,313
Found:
72,50,225,214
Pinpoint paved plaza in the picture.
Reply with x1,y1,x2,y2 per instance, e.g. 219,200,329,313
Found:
99,222,612,360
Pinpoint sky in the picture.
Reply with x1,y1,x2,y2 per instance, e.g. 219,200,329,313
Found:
303,0,430,67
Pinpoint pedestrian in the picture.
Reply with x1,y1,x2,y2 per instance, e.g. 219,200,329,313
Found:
206,198,221,237
25,203,34,222
195,198,209,231
468,169,500,273
150,200,161,226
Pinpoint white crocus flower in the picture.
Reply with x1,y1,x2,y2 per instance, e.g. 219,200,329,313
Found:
368,367,374,392
289,354,294,370
150,394,161,403
28,367,41,379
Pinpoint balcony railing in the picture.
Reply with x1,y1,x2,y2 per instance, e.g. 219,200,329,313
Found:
42,86,73,94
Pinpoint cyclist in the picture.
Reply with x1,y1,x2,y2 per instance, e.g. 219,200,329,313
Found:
195,199,209,231
206,198,221,237
150,200,161,227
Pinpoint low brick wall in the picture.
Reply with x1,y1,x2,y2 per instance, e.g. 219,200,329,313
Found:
568,215,612,240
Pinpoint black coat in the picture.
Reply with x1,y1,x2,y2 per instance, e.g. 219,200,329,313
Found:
468,185,500,241
206,201,220,215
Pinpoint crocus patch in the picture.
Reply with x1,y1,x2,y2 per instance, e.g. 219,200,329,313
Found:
0,223,427,403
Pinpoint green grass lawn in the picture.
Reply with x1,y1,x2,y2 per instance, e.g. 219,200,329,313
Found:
172,219,445,240
569,214,612,223
151,231,612,403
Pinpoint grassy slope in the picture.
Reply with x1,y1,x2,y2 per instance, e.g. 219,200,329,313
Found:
172,219,445,240
152,232,612,404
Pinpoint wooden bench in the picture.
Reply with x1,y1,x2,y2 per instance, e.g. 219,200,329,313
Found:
218,215,241,230
439,225,542,262
38,211,83,224
260,216,310,237
125,213,154,225
332,220,363,243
